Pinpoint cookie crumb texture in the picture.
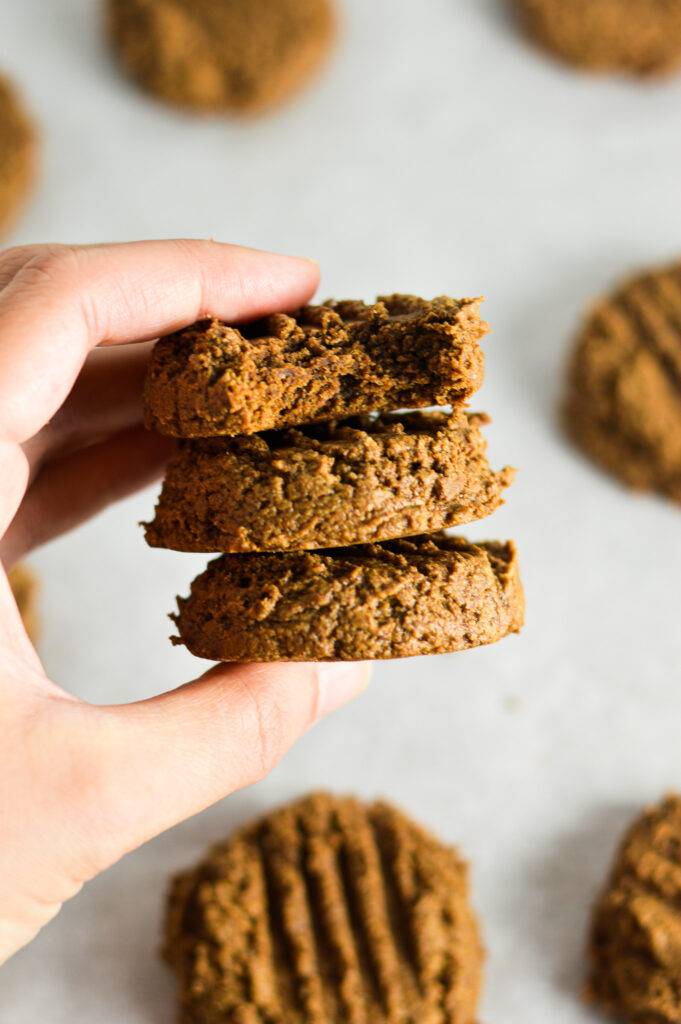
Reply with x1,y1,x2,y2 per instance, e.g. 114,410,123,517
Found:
0,76,36,237
9,563,40,644
143,295,488,437
586,794,681,1024
516,0,681,75
565,260,681,501
145,410,514,553
172,533,524,661
108,0,335,113
164,792,483,1024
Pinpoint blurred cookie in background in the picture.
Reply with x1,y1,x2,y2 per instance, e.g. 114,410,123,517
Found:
0,75,36,237
164,792,483,1024
586,795,681,1024
514,0,681,76
8,563,40,644
564,259,681,503
107,0,336,114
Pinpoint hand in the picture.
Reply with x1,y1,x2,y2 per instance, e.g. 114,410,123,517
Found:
0,240,370,965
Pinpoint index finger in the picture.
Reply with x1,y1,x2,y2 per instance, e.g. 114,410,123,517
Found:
0,239,319,444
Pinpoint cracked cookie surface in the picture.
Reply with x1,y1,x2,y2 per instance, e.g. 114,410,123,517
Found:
108,0,335,113
164,792,483,1024
565,260,681,501
586,794,681,1024
143,295,487,438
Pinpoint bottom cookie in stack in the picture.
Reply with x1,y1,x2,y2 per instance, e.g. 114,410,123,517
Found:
172,533,523,662
164,792,483,1024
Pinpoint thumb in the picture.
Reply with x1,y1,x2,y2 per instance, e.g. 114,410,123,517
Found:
81,660,370,873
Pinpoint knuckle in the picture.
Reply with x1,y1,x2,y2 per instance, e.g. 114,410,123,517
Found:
9,245,81,291
0,245,56,291
9,245,104,340
169,238,211,315
238,677,292,783
0,243,41,269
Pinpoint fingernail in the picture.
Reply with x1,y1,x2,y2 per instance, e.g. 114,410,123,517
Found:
315,662,372,721
289,255,319,270
271,251,318,267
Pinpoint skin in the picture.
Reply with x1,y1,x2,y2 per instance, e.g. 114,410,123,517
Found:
0,239,370,965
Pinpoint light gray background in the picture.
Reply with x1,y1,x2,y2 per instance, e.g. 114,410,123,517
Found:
3,1,681,1020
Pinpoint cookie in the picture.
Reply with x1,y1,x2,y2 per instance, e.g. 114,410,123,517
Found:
144,409,514,553
172,532,523,661
515,0,681,76
0,75,36,238
564,260,681,501
8,563,40,644
143,295,488,438
586,794,681,1024
108,0,335,113
164,792,483,1024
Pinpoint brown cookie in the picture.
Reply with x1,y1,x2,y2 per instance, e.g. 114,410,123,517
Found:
144,409,514,553
172,532,524,661
164,792,483,1024
144,295,488,438
586,794,681,1024
0,75,36,238
107,0,335,113
564,260,681,501
515,0,681,76
8,563,40,644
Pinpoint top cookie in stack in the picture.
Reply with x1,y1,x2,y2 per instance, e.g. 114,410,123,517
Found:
144,295,486,437
143,294,523,661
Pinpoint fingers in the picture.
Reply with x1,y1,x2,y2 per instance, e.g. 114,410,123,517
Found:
22,344,154,479
0,424,174,568
0,243,62,292
0,660,367,962
79,661,370,873
0,440,30,541
0,240,320,445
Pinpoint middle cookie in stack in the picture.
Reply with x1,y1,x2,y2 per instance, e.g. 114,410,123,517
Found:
143,294,524,661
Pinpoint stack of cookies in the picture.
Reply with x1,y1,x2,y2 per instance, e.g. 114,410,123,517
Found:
143,294,523,661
